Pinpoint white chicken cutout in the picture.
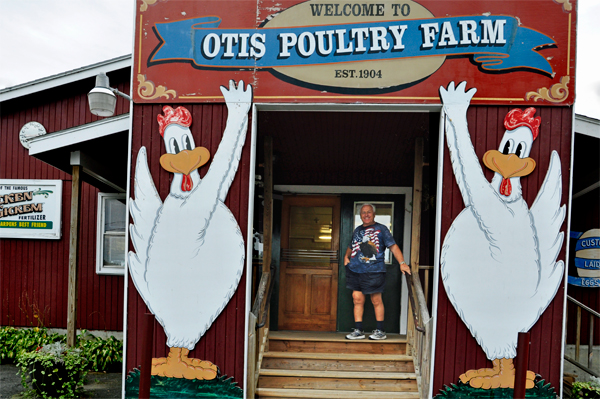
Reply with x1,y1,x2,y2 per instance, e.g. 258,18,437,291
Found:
128,80,252,380
439,82,565,389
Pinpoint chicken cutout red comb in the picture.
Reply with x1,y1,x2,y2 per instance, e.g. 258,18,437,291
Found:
157,106,192,137
504,107,541,140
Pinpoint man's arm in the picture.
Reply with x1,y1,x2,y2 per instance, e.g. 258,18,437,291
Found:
389,244,411,275
343,247,352,266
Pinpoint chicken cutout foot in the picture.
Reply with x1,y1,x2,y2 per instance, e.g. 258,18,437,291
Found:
151,347,218,380
459,358,535,389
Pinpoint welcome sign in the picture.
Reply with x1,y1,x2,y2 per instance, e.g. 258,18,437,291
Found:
134,0,576,104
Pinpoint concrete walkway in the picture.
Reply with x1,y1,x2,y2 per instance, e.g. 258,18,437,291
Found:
0,363,123,398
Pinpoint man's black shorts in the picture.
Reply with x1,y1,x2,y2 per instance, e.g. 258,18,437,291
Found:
345,266,386,294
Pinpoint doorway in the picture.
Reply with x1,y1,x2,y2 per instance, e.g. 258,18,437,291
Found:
254,107,437,333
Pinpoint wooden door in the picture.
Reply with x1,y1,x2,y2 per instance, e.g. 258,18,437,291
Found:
278,196,340,331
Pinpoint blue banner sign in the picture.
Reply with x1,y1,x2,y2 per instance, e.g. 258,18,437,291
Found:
575,237,600,252
575,257,600,269
568,276,600,288
150,15,555,74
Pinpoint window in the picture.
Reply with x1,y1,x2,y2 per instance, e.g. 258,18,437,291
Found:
96,193,126,275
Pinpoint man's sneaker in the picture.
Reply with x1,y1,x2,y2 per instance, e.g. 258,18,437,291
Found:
369,329,387,340
345,328,365,340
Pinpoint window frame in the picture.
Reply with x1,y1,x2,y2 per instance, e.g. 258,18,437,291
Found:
96,192,127,276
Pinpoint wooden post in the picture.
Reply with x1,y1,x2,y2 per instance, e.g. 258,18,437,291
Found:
139,313,155,399
263,136,273,275
408,137,424,335
260,137,273,347
514,332,530,399
66,165,81,348
589,314,594,368
576,306,581,361
247,312,257,399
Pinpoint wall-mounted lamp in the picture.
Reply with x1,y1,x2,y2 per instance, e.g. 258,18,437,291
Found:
88,72,132,117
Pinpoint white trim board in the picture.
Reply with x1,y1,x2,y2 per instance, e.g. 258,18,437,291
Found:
255,103,437,112
575,114,600,139
274,185,412,195
0,55,132,102
28,114,130,155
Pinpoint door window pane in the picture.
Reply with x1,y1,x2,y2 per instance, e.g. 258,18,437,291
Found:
287,205,333,267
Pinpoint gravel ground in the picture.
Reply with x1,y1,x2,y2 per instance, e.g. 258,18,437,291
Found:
0,363,123,399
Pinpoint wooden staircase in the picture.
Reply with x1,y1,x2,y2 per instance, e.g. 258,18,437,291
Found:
256,331,420,398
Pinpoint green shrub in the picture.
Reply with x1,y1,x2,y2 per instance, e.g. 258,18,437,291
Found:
1,327,123,373
0,326,62,364
17,342,88,399
572,380,600,398
77,330,123,372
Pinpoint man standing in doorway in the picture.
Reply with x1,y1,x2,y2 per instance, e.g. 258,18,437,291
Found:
344,203,411,340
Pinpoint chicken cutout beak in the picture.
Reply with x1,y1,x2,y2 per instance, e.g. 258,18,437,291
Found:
483,150,536,196
160,147,211,191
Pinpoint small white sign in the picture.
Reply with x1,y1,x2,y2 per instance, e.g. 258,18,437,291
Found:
0,179,62,239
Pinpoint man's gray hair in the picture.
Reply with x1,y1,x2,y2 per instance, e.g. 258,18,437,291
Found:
360,203,376,213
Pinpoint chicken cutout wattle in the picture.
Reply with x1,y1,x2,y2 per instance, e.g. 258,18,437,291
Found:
128,80,252,380
440,82,565,390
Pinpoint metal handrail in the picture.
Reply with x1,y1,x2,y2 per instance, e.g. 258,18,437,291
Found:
566,295,600,376
405,273,425,333
569,295,600,318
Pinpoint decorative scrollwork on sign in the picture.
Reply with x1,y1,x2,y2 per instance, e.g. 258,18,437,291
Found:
140,0,158,12
554,0,572,12
526,76,570,103
137,74,177,100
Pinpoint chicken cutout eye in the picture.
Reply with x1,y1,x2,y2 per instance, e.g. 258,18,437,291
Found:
169,138,181,154
183,135,192,151
502,139,514,155
515,142,526,158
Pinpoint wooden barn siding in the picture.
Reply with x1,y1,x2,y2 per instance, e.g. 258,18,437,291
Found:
432,106,572,394
0,70,129,330
126,103,250,384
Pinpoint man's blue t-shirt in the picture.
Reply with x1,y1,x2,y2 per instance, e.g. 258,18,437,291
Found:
347,222,396,273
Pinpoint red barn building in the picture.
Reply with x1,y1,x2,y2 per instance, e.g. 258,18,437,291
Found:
2,1,598,398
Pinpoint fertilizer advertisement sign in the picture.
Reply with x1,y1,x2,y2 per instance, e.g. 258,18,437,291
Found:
0,180,62,240
134,0,576,104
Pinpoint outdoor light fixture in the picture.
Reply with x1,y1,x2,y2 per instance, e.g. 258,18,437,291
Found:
87,72,132,117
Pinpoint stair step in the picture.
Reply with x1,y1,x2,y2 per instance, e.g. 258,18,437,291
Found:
269,331,408,342
256,388,421,398
263,351,412,361
258,375,418,392
268,339,406,355
259,369,416,379
261,355,415,372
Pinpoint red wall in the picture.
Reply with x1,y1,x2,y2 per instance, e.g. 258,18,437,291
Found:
125,103,251,384
433,105,573,394
0,69,130,331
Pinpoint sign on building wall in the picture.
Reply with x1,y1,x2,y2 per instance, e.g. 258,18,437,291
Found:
134,0,575,105
0,180,62,240
568,229,600,287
